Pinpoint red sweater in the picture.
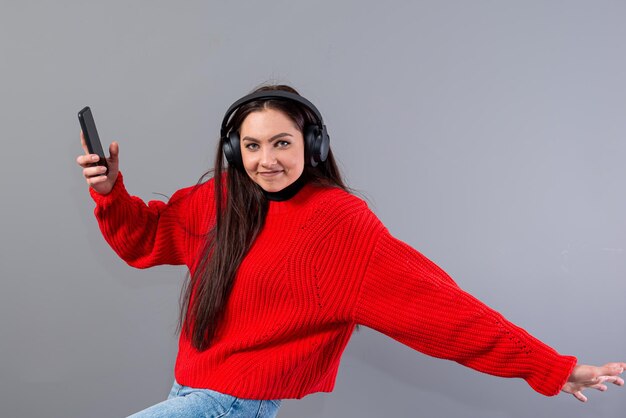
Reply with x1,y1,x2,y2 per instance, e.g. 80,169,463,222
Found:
90,172,577,399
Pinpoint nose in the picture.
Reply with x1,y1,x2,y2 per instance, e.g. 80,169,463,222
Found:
260,147,278,167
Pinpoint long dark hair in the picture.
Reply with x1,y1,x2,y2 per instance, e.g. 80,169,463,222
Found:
178,84,349,351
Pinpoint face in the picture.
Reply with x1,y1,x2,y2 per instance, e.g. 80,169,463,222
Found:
239,108,305,192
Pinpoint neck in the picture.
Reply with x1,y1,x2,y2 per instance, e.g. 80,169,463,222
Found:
262,172,307,201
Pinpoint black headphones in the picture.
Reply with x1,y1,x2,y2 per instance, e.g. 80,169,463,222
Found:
220,90,330,169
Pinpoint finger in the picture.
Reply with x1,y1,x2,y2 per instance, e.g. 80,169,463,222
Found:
600,363,626,375
573,391,587,402
83,166,108,179
587,375,622,391
598,375,624,386
76,154,100,167
87,174,110,186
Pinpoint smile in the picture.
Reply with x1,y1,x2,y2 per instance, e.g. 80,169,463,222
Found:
258,171,283,177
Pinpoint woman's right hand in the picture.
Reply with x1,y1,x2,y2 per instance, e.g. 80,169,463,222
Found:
561,362,625,402
76,130,120,195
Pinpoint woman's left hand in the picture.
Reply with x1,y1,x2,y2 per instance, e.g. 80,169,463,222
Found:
562,362,626,402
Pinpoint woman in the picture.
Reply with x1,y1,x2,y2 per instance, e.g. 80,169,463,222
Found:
77,85,625,417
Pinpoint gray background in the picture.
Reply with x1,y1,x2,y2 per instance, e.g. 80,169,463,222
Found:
1,0,625,417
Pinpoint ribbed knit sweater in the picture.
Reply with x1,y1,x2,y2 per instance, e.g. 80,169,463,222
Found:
89,172,577,400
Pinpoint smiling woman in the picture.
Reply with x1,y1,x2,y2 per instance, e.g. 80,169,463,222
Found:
239,109,306,192
76,84,626,417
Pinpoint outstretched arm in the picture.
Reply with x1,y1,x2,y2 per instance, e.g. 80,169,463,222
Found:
351,227,625,399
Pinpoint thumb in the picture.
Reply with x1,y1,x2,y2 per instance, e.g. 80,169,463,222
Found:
109,141,119,161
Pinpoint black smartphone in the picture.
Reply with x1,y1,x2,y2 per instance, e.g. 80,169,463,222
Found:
78,106,108,172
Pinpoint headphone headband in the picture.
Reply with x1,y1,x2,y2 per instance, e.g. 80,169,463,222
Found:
220,89,330,168
220,90,325,139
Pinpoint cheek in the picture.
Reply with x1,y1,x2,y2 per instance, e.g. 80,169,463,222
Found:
241,152,257,172
297,153,305,170
290,142,306,170
287,150,305,172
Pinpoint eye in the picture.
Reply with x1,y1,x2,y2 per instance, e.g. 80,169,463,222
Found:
276,140,290,148
245,143,259,151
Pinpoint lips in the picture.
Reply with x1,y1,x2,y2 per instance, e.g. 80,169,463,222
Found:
259,170,283,177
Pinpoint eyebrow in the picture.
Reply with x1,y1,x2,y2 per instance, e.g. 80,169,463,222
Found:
241,132,293,143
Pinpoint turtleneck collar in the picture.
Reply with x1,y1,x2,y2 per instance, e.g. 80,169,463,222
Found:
262,171,307,202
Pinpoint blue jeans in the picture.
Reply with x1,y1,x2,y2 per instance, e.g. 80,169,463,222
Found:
126,380,282,418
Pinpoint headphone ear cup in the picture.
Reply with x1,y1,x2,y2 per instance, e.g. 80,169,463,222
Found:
223,131,242,169
304,125,320,167
318,126,330,164
304,125,330,167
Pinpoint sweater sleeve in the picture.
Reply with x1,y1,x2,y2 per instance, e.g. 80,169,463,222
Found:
89,171,201,269
352,228,577,396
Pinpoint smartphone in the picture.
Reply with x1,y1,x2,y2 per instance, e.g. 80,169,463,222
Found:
78,106,108,172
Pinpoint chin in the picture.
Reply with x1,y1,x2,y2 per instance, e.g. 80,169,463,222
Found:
256,176,297,193
260,183,286,193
